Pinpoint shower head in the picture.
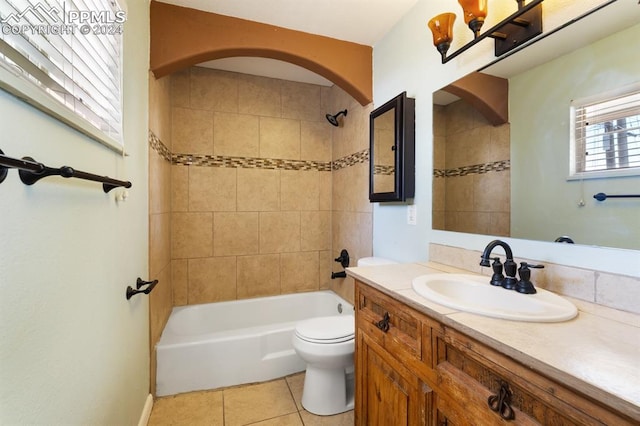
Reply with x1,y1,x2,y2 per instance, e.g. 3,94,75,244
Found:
325,109,348,127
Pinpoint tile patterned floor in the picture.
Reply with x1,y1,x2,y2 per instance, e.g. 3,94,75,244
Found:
148,373,354,425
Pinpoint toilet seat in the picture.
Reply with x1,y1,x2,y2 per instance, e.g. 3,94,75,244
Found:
295,315,354,344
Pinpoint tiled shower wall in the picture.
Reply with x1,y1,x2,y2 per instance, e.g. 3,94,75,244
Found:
148,71,173,394
433,100,511,236
150,67,371,310
147,67,373,392
329,85,373,303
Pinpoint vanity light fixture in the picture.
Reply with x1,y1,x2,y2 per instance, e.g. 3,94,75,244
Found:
428,0,544,64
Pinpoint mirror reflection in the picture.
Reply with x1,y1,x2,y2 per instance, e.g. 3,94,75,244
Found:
372,109,396,194
433,14,640,250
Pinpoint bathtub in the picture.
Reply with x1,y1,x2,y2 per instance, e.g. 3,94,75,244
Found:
155,290,354,396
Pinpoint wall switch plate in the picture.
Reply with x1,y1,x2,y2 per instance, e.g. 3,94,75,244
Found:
407,205,417,225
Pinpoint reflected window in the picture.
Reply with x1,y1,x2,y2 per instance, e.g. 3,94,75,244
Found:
571,87,640,178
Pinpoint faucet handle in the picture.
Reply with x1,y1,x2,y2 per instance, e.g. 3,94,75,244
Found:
490,258,504,286
516,262,544,294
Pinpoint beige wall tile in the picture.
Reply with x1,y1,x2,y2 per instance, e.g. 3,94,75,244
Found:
445,175,474,212
149,73,172,146
332,163,371,213
172,259,188,306
259,117,301,160
150,212,171,278
330,85,371,161
428,243,483,275
281,170,319,211
281,81,322,122
170,68,190,109
190,67,238,112
236,254,281,299
237,168,280,212
433,135,446,170
238,74,282,117
189,166,237,212
596,273,640,314
149,149,171,215
319,250,332,290
148,264,172,357
473,171,510,213
329,275,355,306
172,107,213,155
300,211,331,251
433,177,445,212
301,121,331,161
189,257,237,304
331,211,372,271
213,212,259,256
533,263,595,302
319,171,332,211
172,212,213,259
281,251,319,293
260,212,301,253
433,104,447,138
488,212,510,237
432,209,445,230
491,123,510,160
171,165,189,212
214,112,260,157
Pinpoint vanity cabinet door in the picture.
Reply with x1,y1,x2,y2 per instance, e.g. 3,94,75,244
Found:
356,330,430,426
356,281,439,382
436,329,637,425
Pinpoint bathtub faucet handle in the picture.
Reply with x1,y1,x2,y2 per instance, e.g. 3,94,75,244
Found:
334,249,350,268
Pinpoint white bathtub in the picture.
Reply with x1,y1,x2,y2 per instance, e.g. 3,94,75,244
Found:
155,290,354,396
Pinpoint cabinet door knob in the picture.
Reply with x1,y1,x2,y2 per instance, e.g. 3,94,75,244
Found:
376,312,390,332
488,382,515,420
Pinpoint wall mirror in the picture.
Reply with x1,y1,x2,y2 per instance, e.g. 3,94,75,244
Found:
370,91,415,202
432,1,640,250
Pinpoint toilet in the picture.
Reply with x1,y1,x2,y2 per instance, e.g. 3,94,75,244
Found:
292,257,397,416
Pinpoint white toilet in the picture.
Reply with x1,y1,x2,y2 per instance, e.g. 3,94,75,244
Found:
292,257,397,416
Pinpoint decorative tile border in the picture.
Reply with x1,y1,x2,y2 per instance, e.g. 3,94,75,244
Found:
172,153,332,171
373,165,395,175
433,159,510,178
332,149,369,171
149,131,368,172
149,131,172,162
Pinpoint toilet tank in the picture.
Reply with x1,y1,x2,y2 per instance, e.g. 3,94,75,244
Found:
357,257,397,267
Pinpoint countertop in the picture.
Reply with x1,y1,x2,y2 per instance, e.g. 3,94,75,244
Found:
346,261,640,421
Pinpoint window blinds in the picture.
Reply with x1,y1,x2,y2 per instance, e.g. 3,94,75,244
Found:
0,0,124,145
573,90,640,174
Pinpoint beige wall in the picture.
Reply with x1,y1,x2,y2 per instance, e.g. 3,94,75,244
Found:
433,100,510,236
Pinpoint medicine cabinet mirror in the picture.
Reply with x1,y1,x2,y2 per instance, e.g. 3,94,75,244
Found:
369,91,415,202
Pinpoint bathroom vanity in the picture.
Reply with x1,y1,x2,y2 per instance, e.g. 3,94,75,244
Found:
348,263,640,425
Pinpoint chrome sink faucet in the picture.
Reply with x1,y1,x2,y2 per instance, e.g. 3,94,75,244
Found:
480,240,518,290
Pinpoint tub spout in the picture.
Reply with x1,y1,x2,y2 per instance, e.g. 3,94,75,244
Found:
331,271,347,279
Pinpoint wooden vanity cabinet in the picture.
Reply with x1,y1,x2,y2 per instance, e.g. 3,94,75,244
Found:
355,281,637,426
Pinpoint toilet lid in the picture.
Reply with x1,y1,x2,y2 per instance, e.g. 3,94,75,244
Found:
295,315,354,344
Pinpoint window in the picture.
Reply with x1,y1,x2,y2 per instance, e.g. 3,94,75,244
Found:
570,86,640,179
0,0,126,150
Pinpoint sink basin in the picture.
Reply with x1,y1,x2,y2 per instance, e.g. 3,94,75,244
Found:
411,274,577,322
